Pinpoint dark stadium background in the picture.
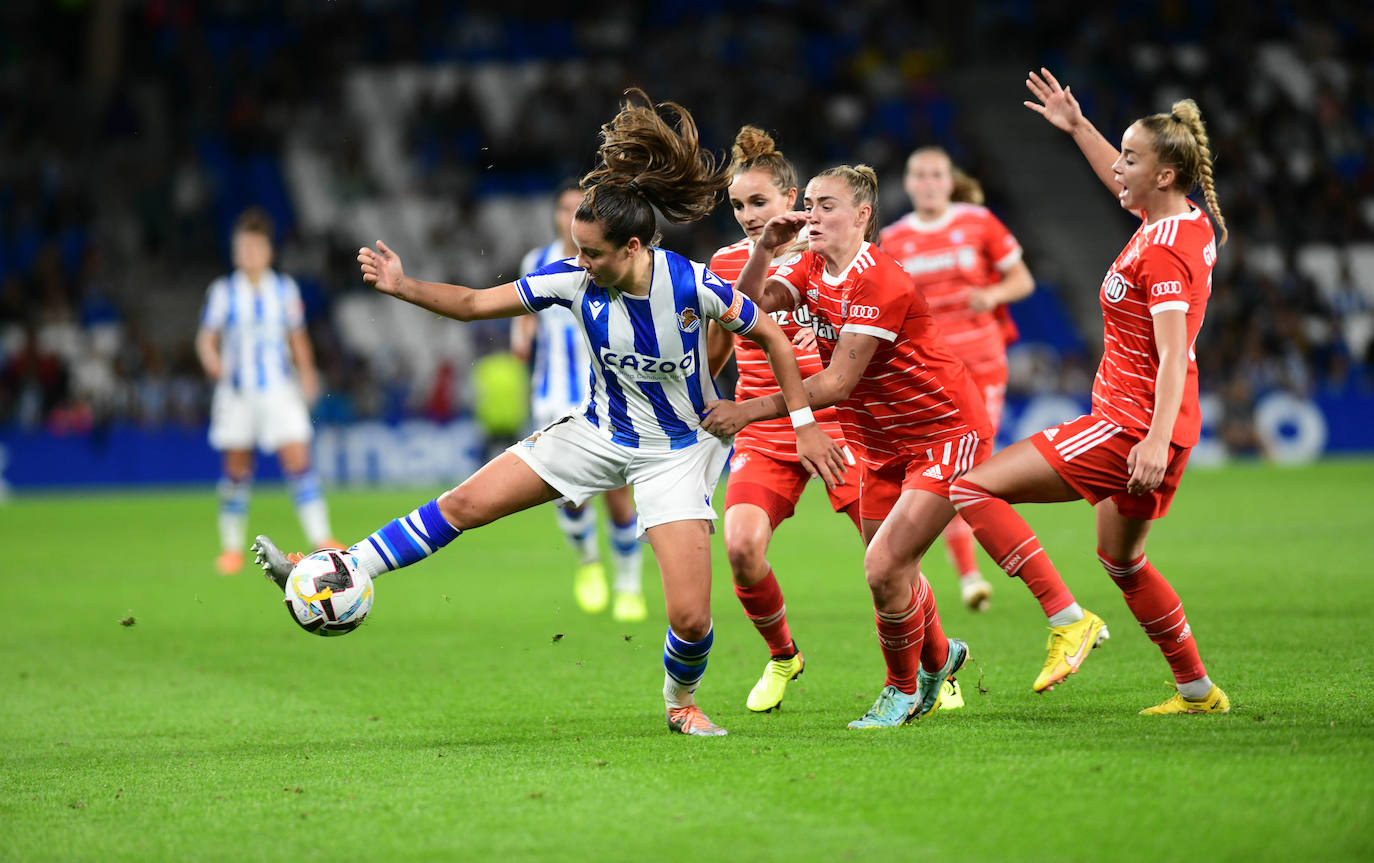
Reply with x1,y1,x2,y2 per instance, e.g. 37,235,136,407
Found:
1,0,1370,489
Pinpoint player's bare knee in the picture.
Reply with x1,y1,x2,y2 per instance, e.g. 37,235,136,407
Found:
725,535,769,584
666,609,711,641
436,488,485,531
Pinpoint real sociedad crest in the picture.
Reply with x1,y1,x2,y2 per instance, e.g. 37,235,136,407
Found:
677,307,701,332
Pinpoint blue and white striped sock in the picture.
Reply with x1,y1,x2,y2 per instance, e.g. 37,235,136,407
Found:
286,468,332,547
217,476,251,552
348,499,462,579
662,624,713,708
609,514,642,594
555,502,599,565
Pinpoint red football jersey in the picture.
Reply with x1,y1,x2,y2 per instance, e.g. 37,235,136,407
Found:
879,204,1023,379
770,243,992,470
1094,205,1216,447
709,239,846,460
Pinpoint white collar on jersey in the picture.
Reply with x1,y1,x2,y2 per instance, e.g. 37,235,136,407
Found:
1141,202,1203,234
232,268,280,291
821,241,874,286
900,204,973,233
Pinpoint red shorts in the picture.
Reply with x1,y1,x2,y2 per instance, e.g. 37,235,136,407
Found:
859,432,990,522
1030,415,1191,520
724,447,861,530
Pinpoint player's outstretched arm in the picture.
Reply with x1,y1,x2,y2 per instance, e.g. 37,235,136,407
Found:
358,241,528,321
734,212,808,313
1024,68,1120,197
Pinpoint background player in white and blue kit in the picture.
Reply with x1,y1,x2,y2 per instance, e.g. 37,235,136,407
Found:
511,180,646,622
255,90,847,736
195,207,337,574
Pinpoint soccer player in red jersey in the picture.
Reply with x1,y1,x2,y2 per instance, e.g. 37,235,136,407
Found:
947,68,1231,714
880,148,1036,613
706,127,863,713
703,164,992,728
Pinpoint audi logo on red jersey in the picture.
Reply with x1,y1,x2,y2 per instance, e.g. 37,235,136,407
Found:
1150,280,1183,297
846,304,881,320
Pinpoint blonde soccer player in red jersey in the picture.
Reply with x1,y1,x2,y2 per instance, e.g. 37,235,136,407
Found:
705,127,862,713
947,68,1231,714
703,164,992,728
879,150,1035,613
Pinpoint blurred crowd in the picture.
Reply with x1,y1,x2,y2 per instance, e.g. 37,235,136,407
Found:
1,1,1370,456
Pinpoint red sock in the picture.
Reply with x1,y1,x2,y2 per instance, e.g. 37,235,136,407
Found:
916,574,949,672
949,478,1076,617
734,570,795,658
1099,550,1206,683
942,516,980,578
875,583,923,693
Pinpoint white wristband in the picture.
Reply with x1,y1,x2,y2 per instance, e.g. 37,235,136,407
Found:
789,406,815,429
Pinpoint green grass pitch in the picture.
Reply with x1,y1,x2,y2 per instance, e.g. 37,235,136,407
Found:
2,459,1372,861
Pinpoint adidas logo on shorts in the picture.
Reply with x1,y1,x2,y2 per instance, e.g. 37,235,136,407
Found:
923,464,944,480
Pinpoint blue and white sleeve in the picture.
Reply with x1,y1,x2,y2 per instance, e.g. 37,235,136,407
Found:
698,266,759,335
515,260,585,313
199,278,228,331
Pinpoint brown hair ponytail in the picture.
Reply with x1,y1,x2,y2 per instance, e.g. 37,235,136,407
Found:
577,89,731,247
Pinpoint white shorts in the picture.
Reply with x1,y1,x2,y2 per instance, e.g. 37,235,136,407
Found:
208,384,313,453
509,415,730,537
530,401,580,432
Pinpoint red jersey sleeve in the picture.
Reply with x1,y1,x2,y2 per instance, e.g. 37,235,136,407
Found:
768,250,811,308
1137,245,1194,315
840,262,916,343
981,210,1023,270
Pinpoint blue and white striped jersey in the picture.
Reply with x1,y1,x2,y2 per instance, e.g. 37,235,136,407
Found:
199,269,305,392
516,247,760,451
520,241,592,421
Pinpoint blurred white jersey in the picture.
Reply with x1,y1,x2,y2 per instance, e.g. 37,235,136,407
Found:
520,241,592,427
516,247,760,451
199,269,305,393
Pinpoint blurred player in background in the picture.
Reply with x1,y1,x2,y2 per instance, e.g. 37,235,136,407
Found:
880,148,1036,612
949,68,1231,714
511,179,646,622
256,90,847,737
706,126,862,713
195,207,338,574
703,163,990,729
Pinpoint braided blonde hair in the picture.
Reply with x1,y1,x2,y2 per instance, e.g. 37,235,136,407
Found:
1138,98,1228,246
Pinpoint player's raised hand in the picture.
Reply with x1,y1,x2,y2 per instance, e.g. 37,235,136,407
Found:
758,211,808,253
358,240,405,295
1024,67,1083,134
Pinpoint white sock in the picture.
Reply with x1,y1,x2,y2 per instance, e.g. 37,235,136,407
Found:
609,515,643,594
1177,676,1213,699
217,476,251,552
1048,602,1084,627
663,673,698,709
287,469,333,546
958,572,985,587
555,503,599,565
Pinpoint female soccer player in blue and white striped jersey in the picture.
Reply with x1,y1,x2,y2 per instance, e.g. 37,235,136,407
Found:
195,207,338,575
255,91,848,737
511,180,646,623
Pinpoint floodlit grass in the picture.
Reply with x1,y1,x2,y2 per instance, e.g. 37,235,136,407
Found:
2,460,1372,861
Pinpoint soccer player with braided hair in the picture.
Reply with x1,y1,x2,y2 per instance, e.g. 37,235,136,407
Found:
947,68,1231,714
703,162,991,729
705,126,862,714
255,90,848,737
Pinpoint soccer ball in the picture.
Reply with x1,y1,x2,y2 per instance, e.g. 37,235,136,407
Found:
282,549,374,636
